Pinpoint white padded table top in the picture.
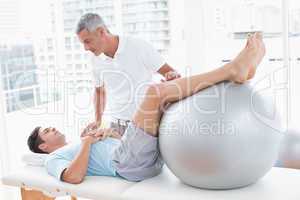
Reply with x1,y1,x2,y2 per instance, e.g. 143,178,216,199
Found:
1,166,134,200
1,166,300,200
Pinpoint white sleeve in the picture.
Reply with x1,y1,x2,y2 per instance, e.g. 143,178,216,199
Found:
90,57,104,88
45,154,70,181
140,40,166,72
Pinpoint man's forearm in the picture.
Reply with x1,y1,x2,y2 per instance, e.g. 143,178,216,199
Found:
94,98,103,123
94,88,106,123
61,140,91,184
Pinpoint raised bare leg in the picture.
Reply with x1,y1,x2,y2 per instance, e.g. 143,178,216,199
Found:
132,33,265,136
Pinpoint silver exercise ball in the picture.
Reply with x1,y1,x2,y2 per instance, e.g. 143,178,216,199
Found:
159,82,283,189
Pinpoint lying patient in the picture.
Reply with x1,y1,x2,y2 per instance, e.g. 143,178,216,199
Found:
27,33,265,184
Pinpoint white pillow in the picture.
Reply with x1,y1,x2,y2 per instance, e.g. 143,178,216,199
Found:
21,153,48,166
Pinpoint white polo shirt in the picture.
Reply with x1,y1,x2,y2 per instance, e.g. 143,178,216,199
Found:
91,36,165,121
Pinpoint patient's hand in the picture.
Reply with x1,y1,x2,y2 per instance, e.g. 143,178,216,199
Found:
81,128,121,141
91,128,122,140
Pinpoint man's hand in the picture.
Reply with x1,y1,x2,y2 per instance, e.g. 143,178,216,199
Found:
81,128,114,142
94,129,112,141
81,132,101,144
163,71,181,81
81,121,101,137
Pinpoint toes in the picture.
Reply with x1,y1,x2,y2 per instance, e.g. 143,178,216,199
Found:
235,76,247,84
246,38,250,47
246,36,258,50
254,32,263,41
254,32,265,52
247,67,256,80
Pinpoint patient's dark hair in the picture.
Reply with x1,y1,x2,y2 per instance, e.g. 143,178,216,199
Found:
27,126,47,154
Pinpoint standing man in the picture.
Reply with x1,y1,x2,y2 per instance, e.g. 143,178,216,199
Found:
76,13,180,135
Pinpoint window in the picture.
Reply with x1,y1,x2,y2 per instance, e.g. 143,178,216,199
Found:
47,38,54,51
7,63,23,74
65,37,71,44
75,54,82,60
21,72,37,87
26,64,36,70
288,0,300,125
48,55,55,61
5,89,35,112
66,54,72,61
65,37,72,50
2,77,8,90
1,63,6,74
75,64,82,70
39,56,45,61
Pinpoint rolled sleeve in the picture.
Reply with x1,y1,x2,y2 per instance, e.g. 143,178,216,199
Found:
45,154,71,180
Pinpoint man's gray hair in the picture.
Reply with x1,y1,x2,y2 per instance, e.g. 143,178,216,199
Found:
76,13,107,34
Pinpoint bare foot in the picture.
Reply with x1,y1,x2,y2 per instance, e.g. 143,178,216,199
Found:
228,32,265,83
247,33,265,80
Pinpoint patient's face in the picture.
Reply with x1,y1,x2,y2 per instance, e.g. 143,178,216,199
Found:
39,127,66,148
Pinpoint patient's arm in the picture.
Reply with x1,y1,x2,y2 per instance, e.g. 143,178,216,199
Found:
61,135,100,184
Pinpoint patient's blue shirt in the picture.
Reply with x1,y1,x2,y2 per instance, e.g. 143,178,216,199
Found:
45,138,121,180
